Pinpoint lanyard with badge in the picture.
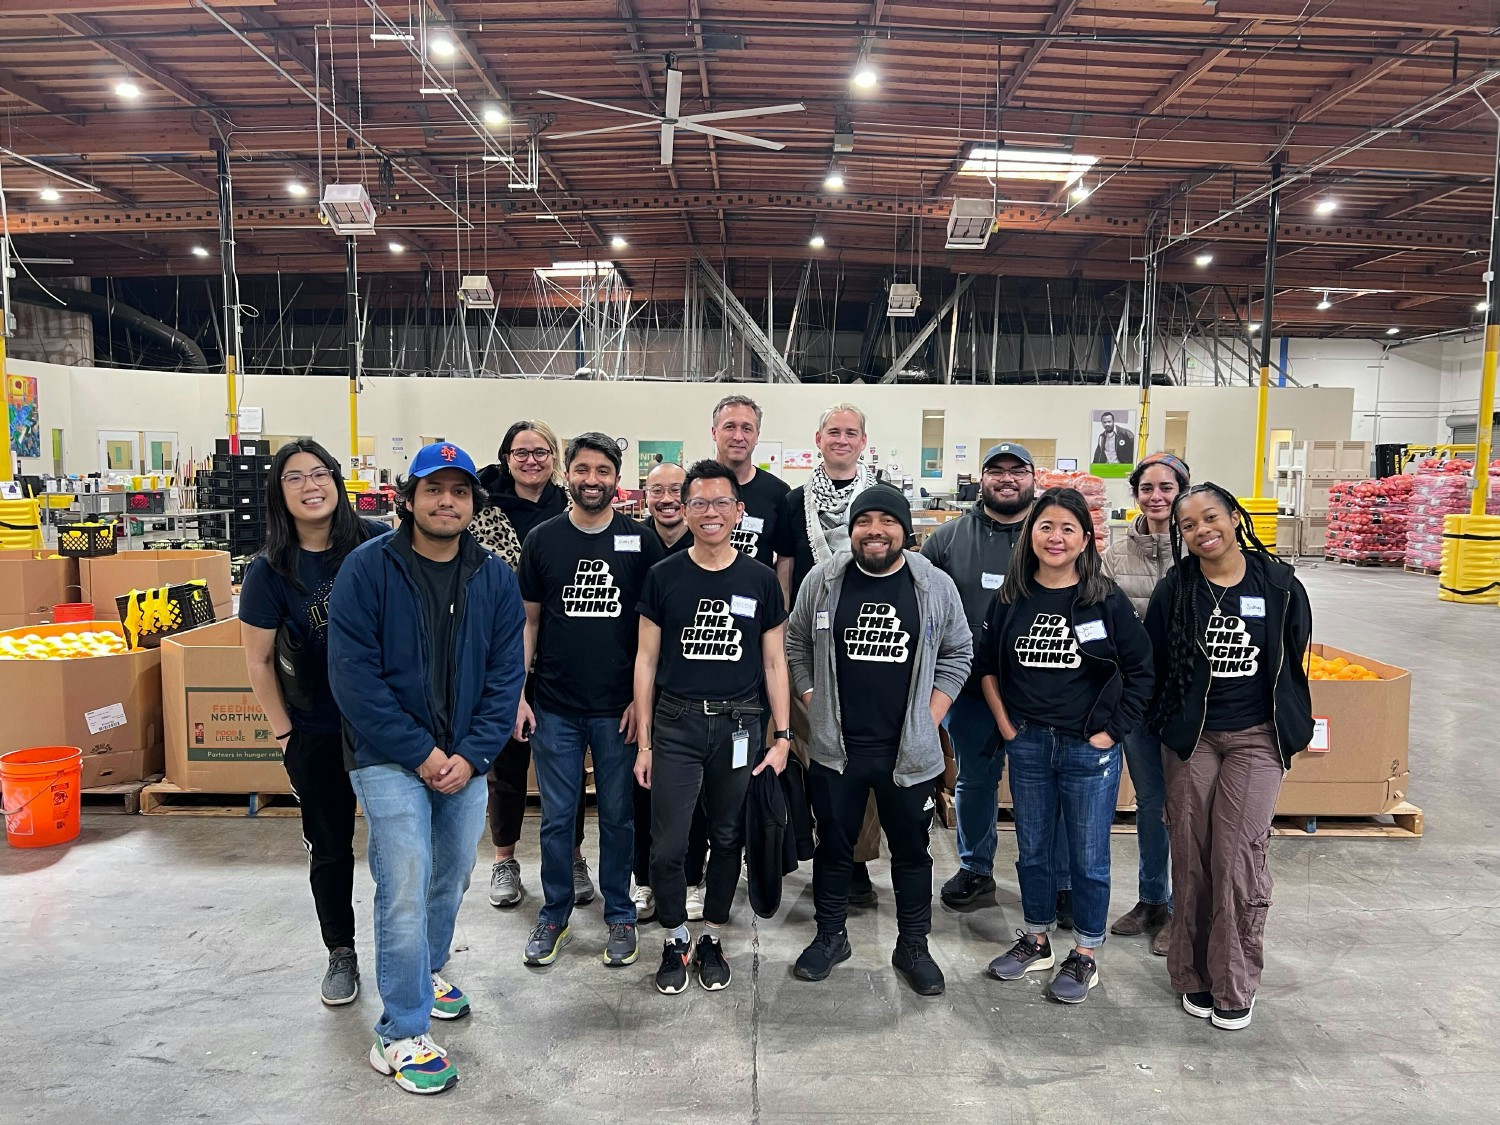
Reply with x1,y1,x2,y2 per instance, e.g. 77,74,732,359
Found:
727,593,759,768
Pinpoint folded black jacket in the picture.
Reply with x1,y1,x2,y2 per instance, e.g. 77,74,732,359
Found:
745,761,798,919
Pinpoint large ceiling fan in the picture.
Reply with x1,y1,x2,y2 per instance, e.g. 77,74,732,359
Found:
539,61,804,166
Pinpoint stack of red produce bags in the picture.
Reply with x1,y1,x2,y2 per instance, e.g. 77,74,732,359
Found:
1036,470,1109,548
1403,459,1500,569
1326,476,1412,564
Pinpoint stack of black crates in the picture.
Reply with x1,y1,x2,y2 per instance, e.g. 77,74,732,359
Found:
195,451,272,559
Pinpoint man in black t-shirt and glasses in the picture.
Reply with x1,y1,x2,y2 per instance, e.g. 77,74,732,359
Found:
634,460,792,996
785,485,973,996
515,432,665,972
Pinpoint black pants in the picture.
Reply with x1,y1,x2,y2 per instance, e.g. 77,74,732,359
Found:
633,778,708,887
808,753,936,940
650,695,761,930
282,728,356,950
487,735,586,850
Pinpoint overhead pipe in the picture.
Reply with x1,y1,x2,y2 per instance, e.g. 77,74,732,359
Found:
9,280,209,370
1251,162,1281,500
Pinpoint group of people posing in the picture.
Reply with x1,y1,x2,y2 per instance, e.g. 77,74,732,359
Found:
238,395,1313,1096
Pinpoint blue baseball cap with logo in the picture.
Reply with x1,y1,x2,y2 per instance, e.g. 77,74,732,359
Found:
408,441,480,485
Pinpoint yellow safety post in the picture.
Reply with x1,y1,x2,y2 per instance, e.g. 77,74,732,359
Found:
225,353,239,456
0,330,13,482
349,375,359,462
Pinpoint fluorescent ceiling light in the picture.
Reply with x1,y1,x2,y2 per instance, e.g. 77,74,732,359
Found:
610,235,628,250
482,106,507,127
419,86,457,96
852,67,878,89
387,241,405,253
1194,252,1213,267
1315,198,1338,215
115,80,141,99
191,245,209,258
809,234,826,249
959,146,1097,184
481,154,516,164
1386,326,1401,335
429,36,455,58
39,187,61,202
371,32,415,42
1070,184,1091,202
535,260,616,278
823,170,845,191
1316,294,1332,310
287,182,308,197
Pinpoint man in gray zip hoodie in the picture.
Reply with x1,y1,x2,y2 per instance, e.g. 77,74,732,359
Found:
785,485,972,996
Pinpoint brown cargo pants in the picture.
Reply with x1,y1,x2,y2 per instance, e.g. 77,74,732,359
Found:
1163,722,1284,1011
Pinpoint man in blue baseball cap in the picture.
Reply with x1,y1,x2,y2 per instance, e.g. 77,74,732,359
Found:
329,441,526,1095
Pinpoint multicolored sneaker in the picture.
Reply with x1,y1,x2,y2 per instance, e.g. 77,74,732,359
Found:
430,972,471,1020
369,1034,458,1095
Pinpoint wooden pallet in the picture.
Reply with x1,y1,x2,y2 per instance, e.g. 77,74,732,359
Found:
1271,801,1423,838
80,773,159,815
1327,555,1402,568
140,780,300,817
1403,564,1441,577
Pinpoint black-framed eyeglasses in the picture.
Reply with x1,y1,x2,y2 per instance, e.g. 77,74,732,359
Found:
281,468,335,487
510,447,553,462
983,466,1033,480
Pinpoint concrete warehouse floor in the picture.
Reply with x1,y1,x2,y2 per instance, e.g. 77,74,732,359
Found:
3,564,1496,1124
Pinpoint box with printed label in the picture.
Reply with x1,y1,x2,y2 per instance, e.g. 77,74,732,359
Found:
78,549,233,623
162,618,292,793
0,622,163,766
0,550,80,630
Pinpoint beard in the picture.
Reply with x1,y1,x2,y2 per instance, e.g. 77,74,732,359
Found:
853,536,903,573
982,481,1034,518
569,481,614,513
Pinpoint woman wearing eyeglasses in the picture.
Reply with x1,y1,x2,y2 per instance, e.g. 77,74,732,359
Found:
241,439,390,1007
472,420,592,911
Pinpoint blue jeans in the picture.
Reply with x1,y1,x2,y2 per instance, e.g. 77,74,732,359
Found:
349,762,489,1042
1123,727,1171,908
533,701,636,926
1004,722,1120,949
945,693,1071,889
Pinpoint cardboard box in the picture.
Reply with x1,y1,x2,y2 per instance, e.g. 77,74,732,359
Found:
78,549,233,624
81,745,164,788
1276,773,1408,817
162,618,291,793
0,621,163,763
0,550,80,630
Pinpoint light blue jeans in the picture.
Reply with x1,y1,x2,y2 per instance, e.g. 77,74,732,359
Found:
349,761,489,1042
1123,727,1171,908
945,692,1071,889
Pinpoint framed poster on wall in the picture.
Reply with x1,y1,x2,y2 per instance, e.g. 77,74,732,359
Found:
1089,409,1136,477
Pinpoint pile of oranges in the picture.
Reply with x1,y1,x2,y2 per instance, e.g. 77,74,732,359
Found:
0,630,130,660
1304,651,1380,681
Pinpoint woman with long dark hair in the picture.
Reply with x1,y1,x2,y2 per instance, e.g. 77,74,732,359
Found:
1145,483,1312,1031
469,420,591,912
976,487,1153,1005
1102,452,1190,954
241,438,388,1006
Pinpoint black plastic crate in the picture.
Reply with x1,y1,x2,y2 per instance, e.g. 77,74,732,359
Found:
115,580,217,649
207,470,265,494
213,454,273,477
126,490,168,514
57,522,118,558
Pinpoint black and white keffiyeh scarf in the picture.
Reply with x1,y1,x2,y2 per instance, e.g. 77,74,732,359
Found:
805,461,878,564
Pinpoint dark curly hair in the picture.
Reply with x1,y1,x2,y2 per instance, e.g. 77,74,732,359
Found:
1150,481,1276,725
999,487,1112,606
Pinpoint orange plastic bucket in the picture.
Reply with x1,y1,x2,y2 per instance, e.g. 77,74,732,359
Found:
0,745,82,848
52,602,94,624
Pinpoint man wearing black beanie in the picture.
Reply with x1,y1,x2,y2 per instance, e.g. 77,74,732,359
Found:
784,484,973,995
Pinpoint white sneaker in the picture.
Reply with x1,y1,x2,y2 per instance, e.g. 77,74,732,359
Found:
631,882,657,923
369,1033,458,1095
685,883,706,921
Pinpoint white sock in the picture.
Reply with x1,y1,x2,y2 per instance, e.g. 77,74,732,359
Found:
703,922,722,943
668,924,689,944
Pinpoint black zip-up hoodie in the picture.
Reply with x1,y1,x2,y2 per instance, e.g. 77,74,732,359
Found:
975,581,1155,744
1143,550,1313,768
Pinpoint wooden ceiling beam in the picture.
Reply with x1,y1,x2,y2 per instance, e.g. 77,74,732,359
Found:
55,14,212,110
0,66,84,126
1373,184,1469,220
997,0,1083,106
234,8,362,113
1292,39,1444,124
1213,0,1497,34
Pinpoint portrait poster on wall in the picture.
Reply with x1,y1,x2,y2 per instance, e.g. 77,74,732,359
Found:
1089,408,1136,478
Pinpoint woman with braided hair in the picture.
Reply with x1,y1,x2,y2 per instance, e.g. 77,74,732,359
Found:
1144,483,1313,1031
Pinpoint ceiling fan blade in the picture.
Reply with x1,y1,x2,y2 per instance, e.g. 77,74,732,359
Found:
549,121,662,140
660,122,675,165
535,89,662,122
665,68,682,119
679,102,806,125
676,121,785,150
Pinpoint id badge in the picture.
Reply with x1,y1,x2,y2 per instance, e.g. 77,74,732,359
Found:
732,728,750,769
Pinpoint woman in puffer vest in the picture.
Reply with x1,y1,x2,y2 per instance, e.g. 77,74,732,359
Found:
1101,452,1190,953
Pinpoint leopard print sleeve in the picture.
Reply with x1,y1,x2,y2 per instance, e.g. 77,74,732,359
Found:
470,506,522,570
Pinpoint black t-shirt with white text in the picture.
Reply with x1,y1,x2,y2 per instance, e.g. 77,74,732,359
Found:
730,467,790,568
519,512,666,716
1197,567,1273,731
1000,584,1097,737
410,551,463,748
637,550,787,702
835,562,919,756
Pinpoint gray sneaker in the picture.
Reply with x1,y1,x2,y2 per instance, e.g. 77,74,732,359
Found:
489,858,524,908
573,857,597,905
987,930,1055,980
1047,950,1099,1004
523,921,571,966
320,946,359,1006
603,922,638,967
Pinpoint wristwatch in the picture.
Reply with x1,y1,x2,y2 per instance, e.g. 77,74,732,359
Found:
771,728,794,742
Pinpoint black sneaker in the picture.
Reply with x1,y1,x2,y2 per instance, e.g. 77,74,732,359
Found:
655,938,691,995
1182,991,1214,1019
694,934,731,991
1047,950,1099,1004
793,929,852,982
1055,889,1074,931
1212,999,1254,1030
891,937,945,996
320,946,359,1006
940,868,996,908
848,862,877,907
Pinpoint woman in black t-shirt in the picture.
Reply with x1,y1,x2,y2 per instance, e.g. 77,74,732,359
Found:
975,488,1153,1006
242,438,387,1008
1144,483,1313,1032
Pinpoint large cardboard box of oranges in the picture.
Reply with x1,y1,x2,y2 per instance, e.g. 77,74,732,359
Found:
79,550,233,624
0,550,79,630
0,622,164,786
1277,644,1411,816
162,618,291,793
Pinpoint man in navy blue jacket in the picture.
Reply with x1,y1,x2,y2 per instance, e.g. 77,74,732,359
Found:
329,441,525,1096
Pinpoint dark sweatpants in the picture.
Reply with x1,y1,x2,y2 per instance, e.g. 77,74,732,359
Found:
282,728,356,950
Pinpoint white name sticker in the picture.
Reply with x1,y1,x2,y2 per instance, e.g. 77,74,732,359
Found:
981,572,1003,590
815,610,830,630
1075,620,1108,643
740,515,765,534
1309,716,1331,753
1240,596,1267,618
613,534,641,553
85,702,128,736
730,595,758,618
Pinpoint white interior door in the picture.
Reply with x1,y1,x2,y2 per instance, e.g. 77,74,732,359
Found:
98,430,140,474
